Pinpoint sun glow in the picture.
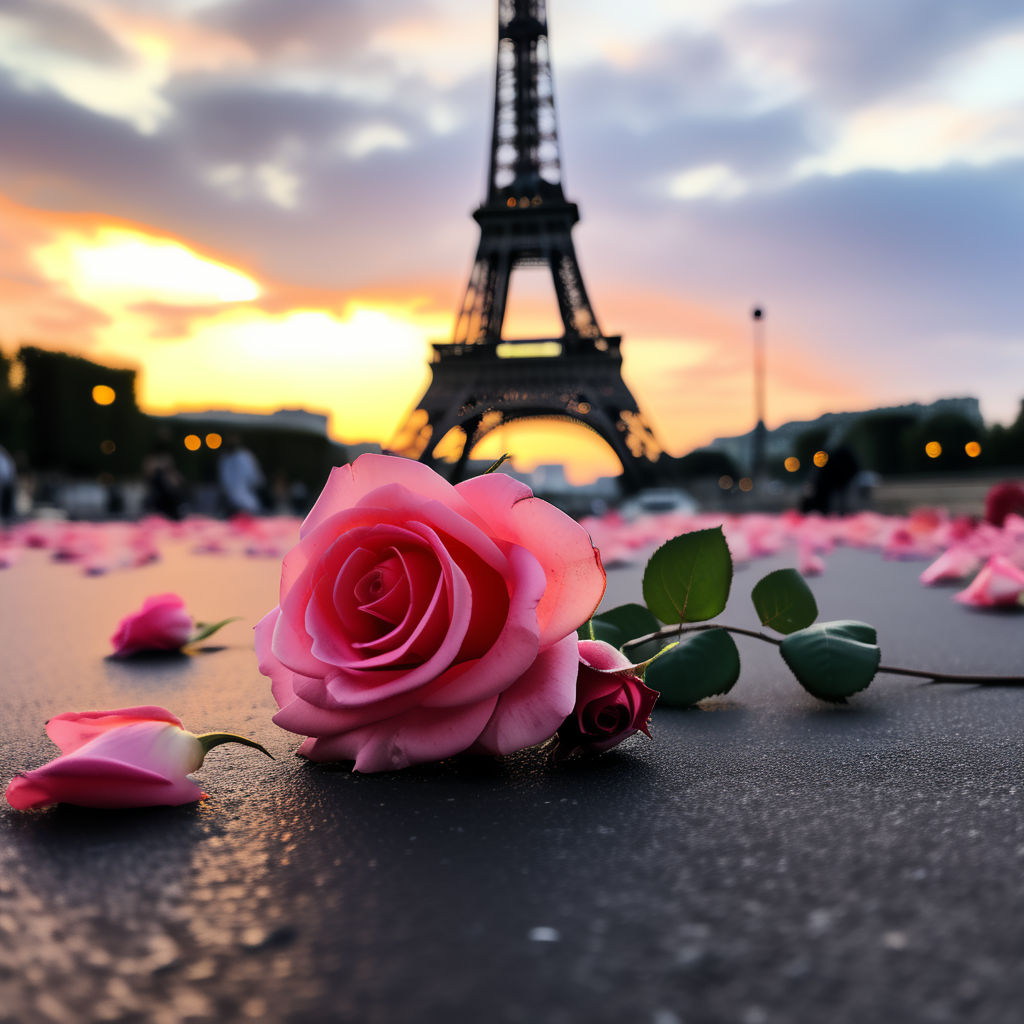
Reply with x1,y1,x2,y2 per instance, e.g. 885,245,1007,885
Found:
472,420,623,486
115,304,444,444
33,228,260,305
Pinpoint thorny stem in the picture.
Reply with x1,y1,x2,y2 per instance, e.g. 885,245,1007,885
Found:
622,624,1024,686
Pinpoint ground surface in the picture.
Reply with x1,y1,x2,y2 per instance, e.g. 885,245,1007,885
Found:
1,540,1022,1024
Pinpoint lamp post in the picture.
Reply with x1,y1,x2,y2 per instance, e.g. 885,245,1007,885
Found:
751,306,766,480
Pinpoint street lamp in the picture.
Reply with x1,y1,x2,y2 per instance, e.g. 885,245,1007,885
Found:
751,306,766,480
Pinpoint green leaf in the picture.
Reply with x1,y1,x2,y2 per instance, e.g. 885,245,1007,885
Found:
189,617,242,645
592,603,660,646
644,628,741,707
779,620,881,703
751,568,818,634
641,526,733,624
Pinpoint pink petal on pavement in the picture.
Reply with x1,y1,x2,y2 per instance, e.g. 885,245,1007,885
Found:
45,707,185,755
955,556,1024,607
920,546,981,585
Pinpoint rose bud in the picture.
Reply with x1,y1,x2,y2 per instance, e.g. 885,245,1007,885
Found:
256,454,606,772
984,483,1024,527
553,639,658,760
111,594,194,655
5,706,271,811
110,594,238,656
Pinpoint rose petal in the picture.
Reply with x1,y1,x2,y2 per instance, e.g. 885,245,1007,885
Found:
577,638,635,673
45,706,185,755
955,556,1024,606
470,632,580,756
919,545,982,585
300,695,500,772
6,755,203,810
300,455,490,541
419,543,545,708
456,473,606,647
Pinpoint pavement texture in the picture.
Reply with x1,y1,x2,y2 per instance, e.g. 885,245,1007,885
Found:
1,539,1023,1024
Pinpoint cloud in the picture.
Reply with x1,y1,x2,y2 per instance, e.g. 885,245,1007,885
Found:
202,0,400,62
0,0,127,64
1,0,1022,464
726,0,1024,108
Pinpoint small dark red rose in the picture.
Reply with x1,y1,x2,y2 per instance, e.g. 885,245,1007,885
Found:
554,639,658,760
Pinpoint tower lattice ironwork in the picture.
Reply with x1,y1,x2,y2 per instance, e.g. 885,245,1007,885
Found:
391,0,668,490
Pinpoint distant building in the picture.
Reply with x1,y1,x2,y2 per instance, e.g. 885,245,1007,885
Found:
707,397,983,473
161,408,330,436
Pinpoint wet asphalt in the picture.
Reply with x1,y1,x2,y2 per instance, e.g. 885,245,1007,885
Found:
1,541,1022,1024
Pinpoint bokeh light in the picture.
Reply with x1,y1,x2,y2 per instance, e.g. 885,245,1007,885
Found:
965,441,981,458
784,456,800,472
183,434,201,451
91,384,116,406
925,441,942,459
99,439,116,454
205,433,223,450
738,477,754,492
813,450,829,468
718,475,734,490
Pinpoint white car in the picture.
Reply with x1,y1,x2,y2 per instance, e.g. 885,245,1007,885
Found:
619,487,698,519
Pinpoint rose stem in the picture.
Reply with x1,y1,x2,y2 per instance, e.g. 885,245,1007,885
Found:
622,624,1024,686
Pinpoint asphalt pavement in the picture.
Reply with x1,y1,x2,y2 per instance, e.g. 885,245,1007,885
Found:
1,539,1023,1024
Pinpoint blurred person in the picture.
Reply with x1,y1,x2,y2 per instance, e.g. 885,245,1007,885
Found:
852,468,880,510
218,433,264,516
143,429,187,520
0,442,15,523
801,445,860,516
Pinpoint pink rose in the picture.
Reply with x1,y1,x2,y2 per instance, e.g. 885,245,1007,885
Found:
111,593,194,655
554,639,658,760
255,454,606,772
6,707,205,810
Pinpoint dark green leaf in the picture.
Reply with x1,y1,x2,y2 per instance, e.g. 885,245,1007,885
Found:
751,568,818,634
641,527,733,624
644,628,741,707
779,620,880,702
590,619,622,645
593,603,660,645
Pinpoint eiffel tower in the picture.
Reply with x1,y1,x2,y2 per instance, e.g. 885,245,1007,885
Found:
391,0,668,490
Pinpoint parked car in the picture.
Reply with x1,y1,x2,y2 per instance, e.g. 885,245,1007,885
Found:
618,487,698,519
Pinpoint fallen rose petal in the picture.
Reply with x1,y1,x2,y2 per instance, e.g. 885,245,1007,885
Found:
920,545,982,585
798,540,825,577
6,708,204,810
954,556,1024,607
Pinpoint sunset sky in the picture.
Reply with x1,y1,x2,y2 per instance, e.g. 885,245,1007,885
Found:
1,0,1022,481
